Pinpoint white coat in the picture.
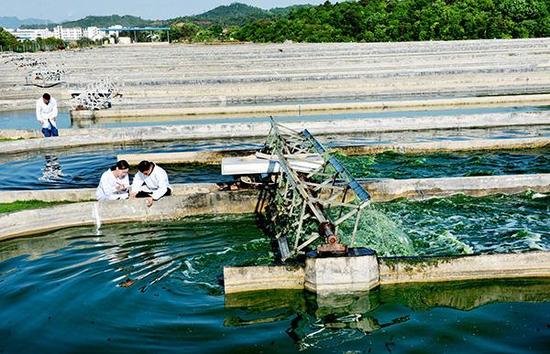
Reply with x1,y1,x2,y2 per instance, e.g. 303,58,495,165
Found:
36,97,58,129
96,169,130,201
131,164,171,200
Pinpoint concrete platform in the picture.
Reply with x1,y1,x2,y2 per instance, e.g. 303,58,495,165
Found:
0,112,548,155
1,174,548,204
223,251,550,294
69,94,550,120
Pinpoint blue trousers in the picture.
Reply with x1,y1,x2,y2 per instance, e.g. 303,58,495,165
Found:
42,126,59,137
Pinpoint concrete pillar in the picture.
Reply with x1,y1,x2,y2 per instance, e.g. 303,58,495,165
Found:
304,251,380,294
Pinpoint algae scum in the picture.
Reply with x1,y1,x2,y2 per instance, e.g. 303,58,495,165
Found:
336,148,550,179
331,149,550,256
334,192,549,257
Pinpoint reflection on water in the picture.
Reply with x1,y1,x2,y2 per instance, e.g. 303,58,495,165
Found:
38,155,67,182
225,278,550,351
0,143,250,191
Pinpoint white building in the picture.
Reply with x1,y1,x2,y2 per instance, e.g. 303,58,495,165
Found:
83,27,105,41
106,25,122,38
8,28,55,41
53,26,83,41
6,25,108,42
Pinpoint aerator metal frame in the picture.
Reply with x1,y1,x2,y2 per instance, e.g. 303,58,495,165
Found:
70,77,122,111
257,118,371,261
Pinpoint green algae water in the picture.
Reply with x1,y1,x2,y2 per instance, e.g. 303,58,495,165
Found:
0,214,549,353
378,192,550,256
332,192,549,257
337,149,549,179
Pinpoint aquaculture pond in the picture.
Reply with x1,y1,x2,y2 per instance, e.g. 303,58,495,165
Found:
0,214,549,353
0,140,261,191
1,105,548,130
0,145,547,191
374,192,550,255
338,148,550,179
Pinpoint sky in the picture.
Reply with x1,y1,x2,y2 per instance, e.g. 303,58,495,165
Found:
3,0,330,22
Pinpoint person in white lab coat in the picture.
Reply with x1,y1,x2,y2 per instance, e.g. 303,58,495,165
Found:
130,160,172,207
36,93,59,137
96,160,131,201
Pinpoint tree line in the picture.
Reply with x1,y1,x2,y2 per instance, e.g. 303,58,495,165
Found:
2,0,548,50
232,0,549,43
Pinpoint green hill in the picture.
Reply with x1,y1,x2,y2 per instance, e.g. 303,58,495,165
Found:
192,3,271,25
172,3,311,26
17,3,311,31
62,15,151,28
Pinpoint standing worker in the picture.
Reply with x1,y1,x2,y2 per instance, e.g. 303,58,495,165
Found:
36,93,59,137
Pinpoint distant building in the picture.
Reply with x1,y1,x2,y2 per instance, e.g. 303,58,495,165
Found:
6,25,108,42
53,26,83,41
83,27,104,41
7,27,55,40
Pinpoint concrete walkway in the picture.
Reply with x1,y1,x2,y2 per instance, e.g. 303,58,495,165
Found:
1,174,547,204
2,39,550,112
69,94,550,120
0,112,548,155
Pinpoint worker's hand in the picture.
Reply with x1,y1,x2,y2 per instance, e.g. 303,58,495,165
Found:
116,183,127,192
146,197,154,207
129,191,137,198
39,120,45,126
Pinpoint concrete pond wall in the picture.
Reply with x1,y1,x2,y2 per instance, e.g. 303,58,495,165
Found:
2,39,550,112
223,251,550,295
1,174,548,205
0,112,548,155
69,94,550,120
0,188,259,241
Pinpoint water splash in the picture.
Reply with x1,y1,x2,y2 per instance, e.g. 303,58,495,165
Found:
378,192,550,256
335,206,415,256
92,203,102,235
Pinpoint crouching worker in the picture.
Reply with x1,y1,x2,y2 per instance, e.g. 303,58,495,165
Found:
96,160,130,201
130,160,171,207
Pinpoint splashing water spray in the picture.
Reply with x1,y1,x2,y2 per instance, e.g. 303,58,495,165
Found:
93,203,102,235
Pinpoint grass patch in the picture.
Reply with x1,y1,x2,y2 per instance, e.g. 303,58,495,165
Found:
0,200,73,214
